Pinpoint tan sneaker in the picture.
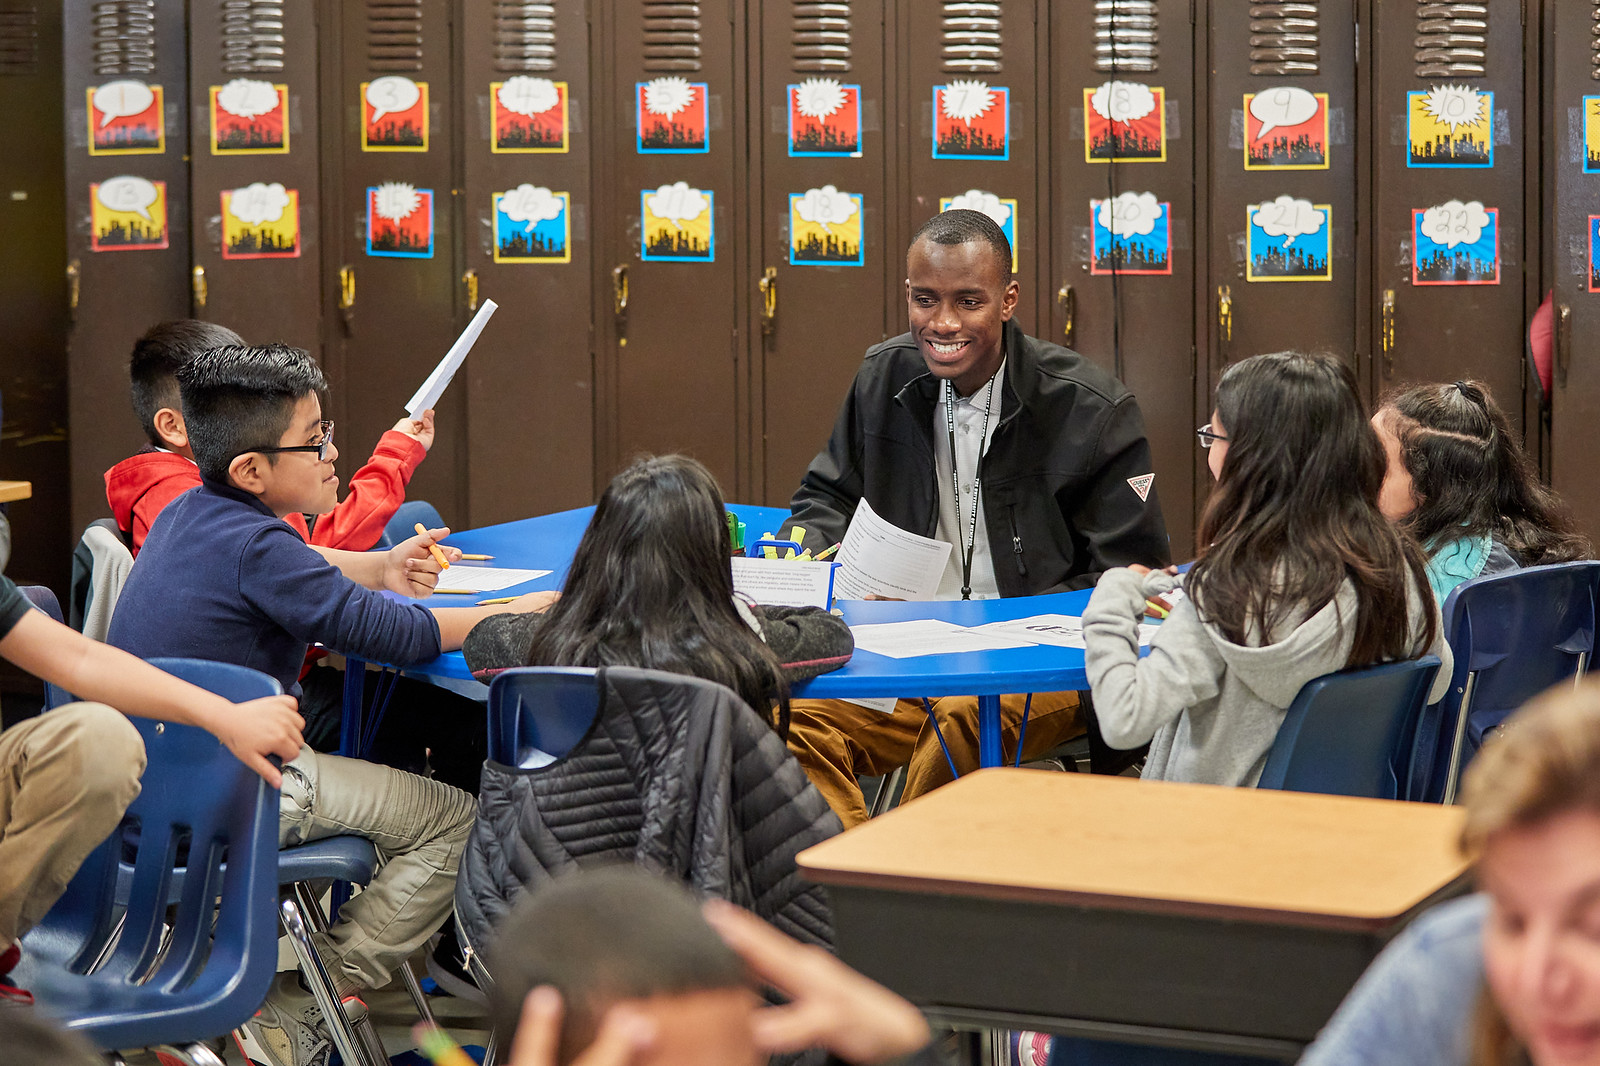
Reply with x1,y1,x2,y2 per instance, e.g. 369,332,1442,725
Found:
241,971,368,1066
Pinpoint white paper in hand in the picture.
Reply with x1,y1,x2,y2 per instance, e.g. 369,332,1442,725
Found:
406,299,498,417
832,498,952,601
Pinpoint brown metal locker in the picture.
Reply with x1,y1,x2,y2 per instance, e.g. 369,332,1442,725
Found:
1547,0,1600,538
458,0,594,524
750,0,892,504
323,0,466,524
1368,0,1528,422
63,0,190,532
1046,0,1198,553
187,0,323,353
593,0,745,494
1205,0,1358,370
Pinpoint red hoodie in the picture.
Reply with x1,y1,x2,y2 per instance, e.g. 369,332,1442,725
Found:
105,430,427,556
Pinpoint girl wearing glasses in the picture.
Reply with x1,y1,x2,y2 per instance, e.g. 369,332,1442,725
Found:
1079,352,1451,787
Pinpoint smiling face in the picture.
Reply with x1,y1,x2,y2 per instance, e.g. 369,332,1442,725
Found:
1481,809,1600,1066
905,236,1019,397
238,392,340,518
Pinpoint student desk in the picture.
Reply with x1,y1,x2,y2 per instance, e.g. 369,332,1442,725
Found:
798,769,1472,1059
370,504,1096,767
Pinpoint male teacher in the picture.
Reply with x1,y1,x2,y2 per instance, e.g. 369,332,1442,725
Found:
780,209,1171,827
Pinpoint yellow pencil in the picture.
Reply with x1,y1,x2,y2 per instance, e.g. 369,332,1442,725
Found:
412,1023,477,1066
816,543,840,561
457,554,495,561
431,588,480,595
415,522,450,569
476,596,518,605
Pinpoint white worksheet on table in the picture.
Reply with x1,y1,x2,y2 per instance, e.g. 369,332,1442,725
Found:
432,565,552,592
848,618,1037,659
832,499,952,601
968,613,1162,648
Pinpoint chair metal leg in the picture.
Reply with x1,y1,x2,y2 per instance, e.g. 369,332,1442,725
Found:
868,764,906,819
402,958,440,1027
481,1028,499,1066
279,897,382,1066
987,1028,1009,1066
148,1042,225,1066
1442,672,1478,805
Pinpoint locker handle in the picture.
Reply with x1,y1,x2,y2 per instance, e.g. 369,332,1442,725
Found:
612,264,628,315
1057,283,1075,347
338,265,356,310
66,259,80,320
759,266,777,336
1556,302,1572,389
1216,284,1232,344
191,265,208,311
1381,289,1396,375
463,269,479,312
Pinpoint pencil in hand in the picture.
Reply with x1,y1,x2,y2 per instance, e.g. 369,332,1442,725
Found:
457,554,494,561
415,522,450,569
430,588,479,595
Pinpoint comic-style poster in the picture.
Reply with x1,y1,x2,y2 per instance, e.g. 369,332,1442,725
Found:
221,183,300,260
1090,192,1170,275
789,186,863,267
1243,88,1328,170
1589,216,1599,293
362,76,428,151
933,82,1009,160
210,78,289,154
1412,200,1499,285
89,177,168,251
788,78,861,157
1584,97,1600,175
366,183,434,258
1246,197,1331,281
637,77,709,153
493,184,571,263
1407,85,1493,168
938,190,1018,274
1084,81,1165,162
641,182,713,262
493,77,569,153
87,80,163,155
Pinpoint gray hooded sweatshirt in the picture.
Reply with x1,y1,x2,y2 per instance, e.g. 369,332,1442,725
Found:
1083,567,1452,787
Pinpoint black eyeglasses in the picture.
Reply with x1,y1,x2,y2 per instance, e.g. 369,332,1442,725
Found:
1196,422,1228,449
245,420,335,462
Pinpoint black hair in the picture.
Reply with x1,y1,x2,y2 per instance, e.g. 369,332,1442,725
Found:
522,454,793,735
1380,380,1591,566
910,208,1013,282
175,343,327,483
0,1009,104,1066
1190,352,1436,667
129,320,246,446
487,866,747,1064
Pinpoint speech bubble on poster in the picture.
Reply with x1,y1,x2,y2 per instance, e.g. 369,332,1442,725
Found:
96,175,159,220
93,80,155,128
646,181,709,228
941,80,995,125
373,181,422,222
643,77,694,119
497,76,560,117
794,185,858,233
1096,190,1161,238
1422,85,1486,132
1090,81,1156,126
499,183,564,230
227,181,291,226
945,189,1012,229
1250,195,1326,247
217,78,279,119
1420,199,1491,248
366,76,420,124
795,77,848,120
1250,86,1319,140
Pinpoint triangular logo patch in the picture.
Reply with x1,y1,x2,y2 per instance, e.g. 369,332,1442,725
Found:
1127,473,1154,502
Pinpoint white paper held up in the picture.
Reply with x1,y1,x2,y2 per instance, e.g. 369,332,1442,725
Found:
730,557,835,608
406,298,499,417
833,498,952,601
849,618,1036,659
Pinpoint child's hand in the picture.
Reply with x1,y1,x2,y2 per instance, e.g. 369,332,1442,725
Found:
392,408,436,452
508,986,657,1066
511,590,560,613
210,695,304,787
387,526,462,597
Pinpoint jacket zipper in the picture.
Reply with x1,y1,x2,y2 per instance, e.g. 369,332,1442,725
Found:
1007,504,1027,576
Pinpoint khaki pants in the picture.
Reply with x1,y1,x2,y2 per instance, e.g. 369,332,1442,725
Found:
786,691,1084,828
0,704,146,946
277,747,476,992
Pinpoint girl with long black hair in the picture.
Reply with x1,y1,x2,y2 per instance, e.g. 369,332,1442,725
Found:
1082,352,1451,786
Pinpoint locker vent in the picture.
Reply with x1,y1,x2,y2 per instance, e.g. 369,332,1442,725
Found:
943,2,999,74
1248,0,1318,76
643,1,701,73
793,1,849,73
0,1,38,76
1095,0,1156,74
368,0,423,73
90,0,156,78
1414,1,1487,78
221,0,286,74
494,1,555,72
1594,0,1600,81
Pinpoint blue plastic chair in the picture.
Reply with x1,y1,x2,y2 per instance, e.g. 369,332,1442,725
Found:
487,666,602,767
1414,561,1600,804
376,499,447,551
17,585,75,710
1257,656,1443,800
14,660,281,1059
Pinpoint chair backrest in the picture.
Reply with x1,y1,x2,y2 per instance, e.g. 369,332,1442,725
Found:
486,666,602,767
1414,561,1600,804
16,585,76,710
21,658,282,1048
377,499,447,551
1257,656,1442,800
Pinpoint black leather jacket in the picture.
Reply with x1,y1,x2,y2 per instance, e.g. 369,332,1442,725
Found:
783,320,1171,594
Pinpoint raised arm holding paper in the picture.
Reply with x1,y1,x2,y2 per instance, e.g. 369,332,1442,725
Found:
778,210,1171,827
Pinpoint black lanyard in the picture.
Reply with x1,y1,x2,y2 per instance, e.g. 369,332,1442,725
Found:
944,374,995,600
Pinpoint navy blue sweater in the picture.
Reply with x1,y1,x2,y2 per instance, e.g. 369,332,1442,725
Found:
108,478,442,698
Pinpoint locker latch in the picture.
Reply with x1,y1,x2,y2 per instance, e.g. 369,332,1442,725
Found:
1216,284,1232,344
463,269,479,312
191,265,208,312
1057,283,1075,347
759,266,777,336
1381,289,1396,375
